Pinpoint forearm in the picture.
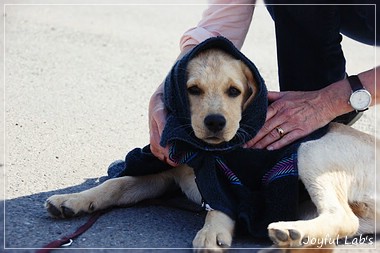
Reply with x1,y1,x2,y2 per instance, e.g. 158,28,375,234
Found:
180,0,255,50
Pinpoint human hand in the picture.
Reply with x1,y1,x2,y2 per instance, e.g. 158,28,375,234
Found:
244,90,336,150
148,85,177,167
148,46,196,166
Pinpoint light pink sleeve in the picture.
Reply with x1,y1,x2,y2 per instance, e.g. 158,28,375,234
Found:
180,0,255,50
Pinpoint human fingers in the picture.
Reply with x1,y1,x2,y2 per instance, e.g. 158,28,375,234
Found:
149,116,178,167
248,93,312,149
245,90,312,149
265,91,288,120
248,118,291,149
252,90,333,149
250,121,302,150
148,92,165,156
243,98,286,148
148,88,177,167
265,128,307,150
267,91,283,102
149,118,165,160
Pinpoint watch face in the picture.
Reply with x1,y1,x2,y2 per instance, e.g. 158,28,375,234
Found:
350,90,372,110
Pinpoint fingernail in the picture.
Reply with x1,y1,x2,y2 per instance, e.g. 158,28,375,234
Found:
267,146,273,150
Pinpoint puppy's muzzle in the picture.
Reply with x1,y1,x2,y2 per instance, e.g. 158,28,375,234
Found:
204,114,226,133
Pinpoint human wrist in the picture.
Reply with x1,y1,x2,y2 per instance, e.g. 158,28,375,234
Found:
322,78,354,121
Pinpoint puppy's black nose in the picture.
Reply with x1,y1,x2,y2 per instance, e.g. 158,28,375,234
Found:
204,114,226,133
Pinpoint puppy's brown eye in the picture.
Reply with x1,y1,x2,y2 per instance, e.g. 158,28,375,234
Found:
188,86,203,96
227,87,241,97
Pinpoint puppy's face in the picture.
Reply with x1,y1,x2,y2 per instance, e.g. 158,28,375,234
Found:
186,49,257,144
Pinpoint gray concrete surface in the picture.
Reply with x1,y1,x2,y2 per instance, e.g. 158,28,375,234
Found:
2,0,379,252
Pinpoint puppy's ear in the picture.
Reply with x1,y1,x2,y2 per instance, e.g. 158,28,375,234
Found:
241,62,258,110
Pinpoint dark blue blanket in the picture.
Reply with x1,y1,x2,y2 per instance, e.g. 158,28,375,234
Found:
111,37,327,238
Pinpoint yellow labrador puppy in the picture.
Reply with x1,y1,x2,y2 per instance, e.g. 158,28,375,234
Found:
45,48,378,252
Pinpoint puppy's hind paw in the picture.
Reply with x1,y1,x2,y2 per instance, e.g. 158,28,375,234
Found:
268,222,303,247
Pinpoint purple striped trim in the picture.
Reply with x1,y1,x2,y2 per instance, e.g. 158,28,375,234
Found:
169,143,197,164
262,153,298,185
216,157,242,185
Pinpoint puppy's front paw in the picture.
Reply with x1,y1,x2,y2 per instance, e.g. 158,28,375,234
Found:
45,194,95,218
268,222,304,247
192,225,232,253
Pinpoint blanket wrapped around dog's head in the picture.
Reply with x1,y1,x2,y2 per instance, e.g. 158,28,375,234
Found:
160,36,267,151
111,37,327,238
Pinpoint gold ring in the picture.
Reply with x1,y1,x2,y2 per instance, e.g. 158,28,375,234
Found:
275,126,285,138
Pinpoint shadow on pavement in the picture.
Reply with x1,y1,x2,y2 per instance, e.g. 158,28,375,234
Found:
3,178,274,252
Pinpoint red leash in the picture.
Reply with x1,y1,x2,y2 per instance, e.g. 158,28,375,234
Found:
36,211,104,253
37,192,202,253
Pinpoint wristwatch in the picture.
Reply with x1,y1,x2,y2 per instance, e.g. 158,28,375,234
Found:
347,75,372,112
